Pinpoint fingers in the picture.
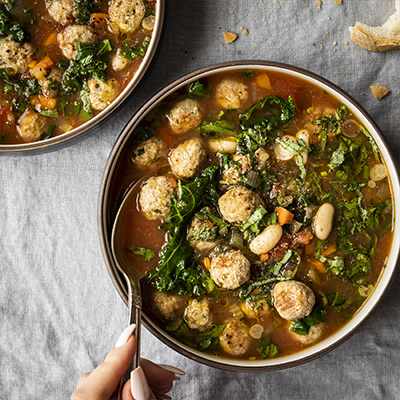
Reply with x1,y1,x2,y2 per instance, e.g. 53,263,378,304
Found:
76,372,91,389
140,359,184,396
71,324,137,400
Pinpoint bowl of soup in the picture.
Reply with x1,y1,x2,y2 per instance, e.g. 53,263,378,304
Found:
98,61,400,371
0,0,164,154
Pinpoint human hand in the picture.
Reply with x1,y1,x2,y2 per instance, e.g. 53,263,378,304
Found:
71,324,184,400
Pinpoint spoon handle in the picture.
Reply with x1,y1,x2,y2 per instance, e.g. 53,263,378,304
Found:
118,277,142,399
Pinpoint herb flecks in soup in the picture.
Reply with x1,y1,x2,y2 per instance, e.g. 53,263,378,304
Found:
0,0,156,144
120,70,393,361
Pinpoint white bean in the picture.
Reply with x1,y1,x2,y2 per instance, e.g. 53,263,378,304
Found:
296,129,310,164
274,135,296,161
313,203,335,240
250,224,283,255
208,137,237,154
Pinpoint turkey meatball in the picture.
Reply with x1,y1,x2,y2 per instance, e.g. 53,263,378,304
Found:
219,319,251,356
139,175,177,220
184,299,213,332
45,0,75,25
0,39,34,75
218,186,264,225
87,77,119,111
216,79,248,109
39,68,63,98
210,250,251,290
132,137,166,167
109,0,146,34
151,291,183,321
273,280,315,321
169,138,206,179
58,25,99,59
220,154,251,187
17,110,46,143
167,98,203,135
187,216,219,252
290,324,324,345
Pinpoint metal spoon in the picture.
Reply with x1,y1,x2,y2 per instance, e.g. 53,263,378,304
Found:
111,184,144,398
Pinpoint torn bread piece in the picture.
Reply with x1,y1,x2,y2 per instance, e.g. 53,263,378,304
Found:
349,0,400,51
370,86,391,100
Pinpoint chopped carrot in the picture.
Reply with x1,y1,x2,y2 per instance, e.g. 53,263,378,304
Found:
256,74,272,90
39,95,57,110
305,242,316,255
28,60,37,69
30,95,40,106
44,32,58,47
91,13,109,22
321,244,336,257
203,257,211,270
310,258,327,273
34,56,54,70
260,253,270,262
275,206,294,225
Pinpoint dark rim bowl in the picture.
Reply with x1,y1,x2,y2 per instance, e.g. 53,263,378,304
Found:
0,0,165,155
98,61,400,372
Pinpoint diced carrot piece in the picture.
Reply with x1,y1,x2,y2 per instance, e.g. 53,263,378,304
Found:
305,242,316,255
30,95,40,105
35,56,54,70
256,74,272,90
91,13,109,22
260,253,270,262
39,95,57,109
321,244,336,257
44,32,58,47
310,258,327,273
275,206,294,225
28,60,37,69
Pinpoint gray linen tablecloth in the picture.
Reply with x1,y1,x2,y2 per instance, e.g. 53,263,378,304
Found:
1,0,400,399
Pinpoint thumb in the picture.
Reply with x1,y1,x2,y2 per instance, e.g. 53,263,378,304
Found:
71,324,137,400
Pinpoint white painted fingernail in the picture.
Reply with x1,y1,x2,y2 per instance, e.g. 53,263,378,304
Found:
131,366,150,400
158,364,185,375
115,324,136,348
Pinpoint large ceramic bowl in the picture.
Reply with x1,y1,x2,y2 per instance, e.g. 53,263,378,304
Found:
98,61,400,371
0,0,165,155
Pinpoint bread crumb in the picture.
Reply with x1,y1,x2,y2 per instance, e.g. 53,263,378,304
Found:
223,31,238,43
312,42,316,46
316,0,322,9
344,41,349,45
333,41,337,45
332,0,342,3
327,16,331,20
370,86,391,100
230,10,234,14
264,21,268,25
243,29,249,36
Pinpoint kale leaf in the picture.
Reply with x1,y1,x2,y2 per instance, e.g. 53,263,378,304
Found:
147,166,218,296
0,6,26,42
127,246,155,261
290,304,326,335
235,250,301,301
62,40,113,94
74,0,95,24
257,337,279,359
121,37,150,61
196,324,227,351
187,80,209,98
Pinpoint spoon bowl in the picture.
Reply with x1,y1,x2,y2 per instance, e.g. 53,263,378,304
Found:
111,184,146,389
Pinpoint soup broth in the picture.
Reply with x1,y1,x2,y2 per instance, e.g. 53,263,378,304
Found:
0,0,156,144
117,69,393,361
